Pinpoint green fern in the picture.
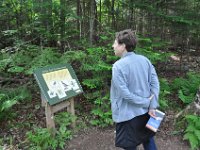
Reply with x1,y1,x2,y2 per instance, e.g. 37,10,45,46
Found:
0,56,11,72
0,86,32,121
7,66,25,73
27,48,61,74
178,90,195,104
159,78,171,109
60,50,87,64
2,44,61,75
83,91,101,100
27,112,74,150
7,45,38,74
184,115,200,150
173,72,200,104
26,127,58,150
135,37,172,64
0,93,17,111
90,94,113,127
10,50,33,67
82,78,102,89
55,112,76,127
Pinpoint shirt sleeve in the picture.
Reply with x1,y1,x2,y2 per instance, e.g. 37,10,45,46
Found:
149,64,160,109
112,66,150,108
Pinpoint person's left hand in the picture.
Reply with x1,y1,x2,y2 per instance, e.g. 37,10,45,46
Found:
148,109,156,118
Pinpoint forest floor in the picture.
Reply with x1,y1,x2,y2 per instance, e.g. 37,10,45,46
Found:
66,110,190,150
67,126,189,150
0,97,190,150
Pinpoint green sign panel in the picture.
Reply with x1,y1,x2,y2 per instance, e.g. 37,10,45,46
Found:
34,63,83,105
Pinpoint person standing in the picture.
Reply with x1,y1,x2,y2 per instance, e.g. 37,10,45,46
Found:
110,29,160,150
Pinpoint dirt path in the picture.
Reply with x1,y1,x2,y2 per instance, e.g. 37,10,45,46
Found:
67,127,189,150
67,113,190,150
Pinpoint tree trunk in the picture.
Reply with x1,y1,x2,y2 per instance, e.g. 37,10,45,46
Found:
89,0,95,45
99,0,102,31
60,0,66,52
94,0,98,37
111,0,115,29
46,0,53,32
81,0,86,37
138,10,144,35
129,6,134,29
77,0,81,38
45,0,53,46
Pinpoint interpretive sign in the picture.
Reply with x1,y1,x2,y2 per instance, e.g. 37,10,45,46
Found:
34,63,83,130
34,63,83,105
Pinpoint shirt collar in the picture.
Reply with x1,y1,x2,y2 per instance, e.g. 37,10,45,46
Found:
122,52,134,58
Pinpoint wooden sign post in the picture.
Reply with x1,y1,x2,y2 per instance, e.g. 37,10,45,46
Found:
41,94,75,129
34,63,83,130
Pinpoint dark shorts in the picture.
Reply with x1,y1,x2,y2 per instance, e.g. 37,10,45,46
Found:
115,113,155,149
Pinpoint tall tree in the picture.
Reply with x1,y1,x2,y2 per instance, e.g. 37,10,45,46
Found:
60,0,66,52
89,0,96,45
111,0,115,29
45,0,53,33
77,0,81,38
99,0,102,31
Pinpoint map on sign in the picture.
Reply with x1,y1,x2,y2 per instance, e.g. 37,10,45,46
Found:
34,63,83,105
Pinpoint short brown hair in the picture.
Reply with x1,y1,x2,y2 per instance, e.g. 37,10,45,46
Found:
115,29,137,52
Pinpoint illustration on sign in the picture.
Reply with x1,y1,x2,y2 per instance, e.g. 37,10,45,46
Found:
34,63,83,105
43,69,81,99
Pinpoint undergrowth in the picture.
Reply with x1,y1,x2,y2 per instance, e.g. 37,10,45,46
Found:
26,112,75,150
184,115,200,150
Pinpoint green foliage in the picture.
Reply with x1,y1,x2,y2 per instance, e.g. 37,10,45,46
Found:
82,47,112,71
0,138,3,147
90,94,113,127
60,51,87,64
72,46,113,127
159,78,171,109
27,112,74,150
28,47,61,74
81,47,112,82
58,45,112,129
82,78,103,89
54,112,75,149
26,128,58,150
60,50,87,76
0,93,17,112
0,86,32,121
172,72,200,104
152,38,171,49
55,112,76,127
2,30,18,36
136,37,172,64
184,115,200,150
1,44,62,75
0,52,12,72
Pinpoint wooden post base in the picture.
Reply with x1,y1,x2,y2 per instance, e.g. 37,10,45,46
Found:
41,94,75,130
